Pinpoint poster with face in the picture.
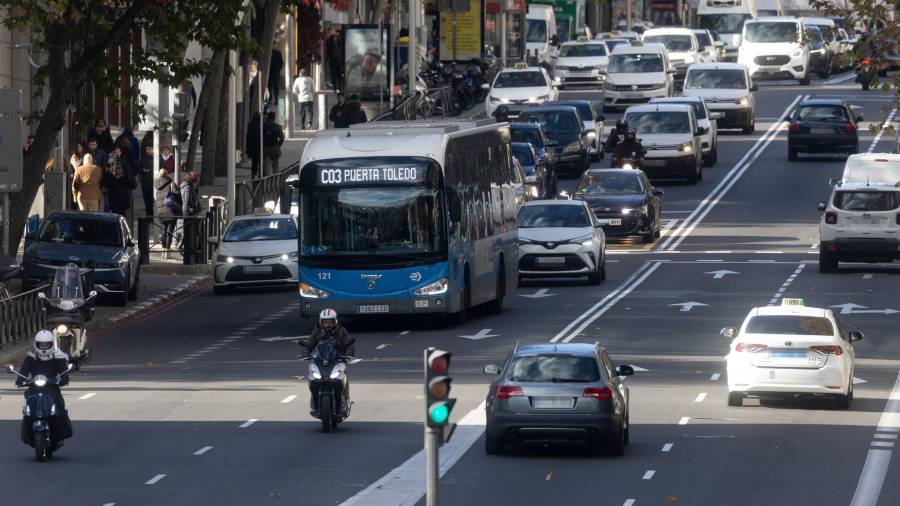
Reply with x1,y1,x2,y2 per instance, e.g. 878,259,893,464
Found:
344,24,391,100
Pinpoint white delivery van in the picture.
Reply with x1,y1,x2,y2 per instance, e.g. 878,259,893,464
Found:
739,17,811,85
526,4,558,67
840,154,900,185
755,0,784,17
697,0,757,62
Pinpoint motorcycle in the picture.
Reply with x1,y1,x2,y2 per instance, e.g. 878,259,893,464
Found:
38,264,97,370
613,147,646,170
857,58,876,90
7,363,74,462
301,340,358,433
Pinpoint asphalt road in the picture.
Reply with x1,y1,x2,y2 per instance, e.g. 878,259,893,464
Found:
3,71,900,506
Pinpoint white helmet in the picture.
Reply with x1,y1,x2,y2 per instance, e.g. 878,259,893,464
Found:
33,330,56,361
319,308,338,325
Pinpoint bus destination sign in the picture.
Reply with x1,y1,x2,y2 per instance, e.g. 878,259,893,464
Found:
318,165,425,185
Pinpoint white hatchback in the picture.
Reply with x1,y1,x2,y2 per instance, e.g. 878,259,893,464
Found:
723,299,862,408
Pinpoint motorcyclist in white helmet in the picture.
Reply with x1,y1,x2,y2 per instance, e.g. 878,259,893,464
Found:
14,330,73,442
300,309,356,414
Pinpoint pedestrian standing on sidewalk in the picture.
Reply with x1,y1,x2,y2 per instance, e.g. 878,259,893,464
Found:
87,118,115,154
329,92,348,128
292,68,316,130
326,28,344,91
86,138,108,170
103,143,135,217
344,94,368,126
154,169,179,255
262,111,285,176
23,135,34,159
160,145,175,175
72,153,103,211
69,142,86,175
179,172,201,258
139,145,158,217
116,125,141,173
246,112,262,179
269,48,284,109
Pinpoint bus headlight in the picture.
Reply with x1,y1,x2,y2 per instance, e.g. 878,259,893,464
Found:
299,283,331,298
414,279,448,296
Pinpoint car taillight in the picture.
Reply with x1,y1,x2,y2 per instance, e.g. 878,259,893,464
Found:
896,213,900,225
788,122,801,133
495,386,524,400
811,345,843,356
825,212,837,224
842,122,856,134
735,343,768,353
582,387,613,400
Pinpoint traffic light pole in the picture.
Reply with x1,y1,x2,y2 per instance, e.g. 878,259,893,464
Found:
425,424,440,506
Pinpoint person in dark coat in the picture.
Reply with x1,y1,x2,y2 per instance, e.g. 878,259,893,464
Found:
246,112,262,179
344,94,368,125
116,126,141,172
262,111,285,176
326,28,344,91
180,171,201,218
14,330,73,444
154,169,179,250
268,48,284,108
87,118,115,153
103,144,135,216
330,92,348,128
138,145,158,217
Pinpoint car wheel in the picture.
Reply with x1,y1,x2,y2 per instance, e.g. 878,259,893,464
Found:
485,433,505,455
685,163,699,185
623,412,630,445
641,229,654,243
697,156,704,181
114,273,129,307
819,252,838,273
834,382,852,410
588,261,604,284
788,145,798,161
728,391,743,407
742,120,755,135
591,150,601,163
127,268,139,301
799,73,811,86
606,421,626,457
486,268,505,314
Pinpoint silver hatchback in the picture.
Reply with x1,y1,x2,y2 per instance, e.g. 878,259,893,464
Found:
483,343,634,455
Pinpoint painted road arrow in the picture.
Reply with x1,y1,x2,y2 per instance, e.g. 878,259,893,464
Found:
854,376,867,385
829,303,899,315
459,328,499,340
705,269,739,280
520,288,555,299
259,335,306,342
669,302,709,312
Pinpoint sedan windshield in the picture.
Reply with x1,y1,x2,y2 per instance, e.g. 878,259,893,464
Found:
643,34,694,52
833,191,900,211
745,22,799,43
494,71,546,88
507,354,600,382
224,218,297,242
559,44,607,57
685,69,746,89
609,53,664,73
519,111,580,134
38,218,121,247
576,172,644,195
745,315,834,336
797,105,848,122
626,111,691,134
518,205,590,228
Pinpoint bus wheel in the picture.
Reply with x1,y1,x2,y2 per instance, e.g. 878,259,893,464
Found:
487,268,505,315
449,272,471,325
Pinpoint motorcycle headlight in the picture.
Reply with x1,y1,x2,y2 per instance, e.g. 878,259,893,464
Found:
308,363,322,380
738,96,750,106
677,142,693,152
586,131,597,139
565,141,582,153
55,324,69,335
329,362,346,379
299,283,331,299
33,375,47,388
622,163,634,170
414,278,449,296
530,185,539,197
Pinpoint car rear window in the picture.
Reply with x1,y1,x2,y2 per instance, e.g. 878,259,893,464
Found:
745,315,834,336
507,354,600,382
510,127,542,146
519,111,580,134
518,204,591,228
833,191,900,211
797,105,848,122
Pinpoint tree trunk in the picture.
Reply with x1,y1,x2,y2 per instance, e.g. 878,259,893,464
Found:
186,69,212,173
371,0,389,24
249,0,283,119
200,50,227,187
214,58,231,178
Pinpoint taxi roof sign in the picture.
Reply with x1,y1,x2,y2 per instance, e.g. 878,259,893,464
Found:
513,62,529,69
576,36,589,43
781,298,805,306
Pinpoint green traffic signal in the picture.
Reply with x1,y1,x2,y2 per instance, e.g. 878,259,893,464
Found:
429,403,449,425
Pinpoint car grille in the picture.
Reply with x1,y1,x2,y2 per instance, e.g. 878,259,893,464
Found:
754,55,790,65
615,98,651,104
613,83,659,91
519,254,588,271
592,213,640,234
645,144,679,151
224,264,293,282
230,253,285,262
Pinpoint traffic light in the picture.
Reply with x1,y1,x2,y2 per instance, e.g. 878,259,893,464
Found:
425,347,456,429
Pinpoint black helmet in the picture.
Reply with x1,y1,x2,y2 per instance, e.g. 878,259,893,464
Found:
616,119,628,133
625,128,637,140
494,105,510,119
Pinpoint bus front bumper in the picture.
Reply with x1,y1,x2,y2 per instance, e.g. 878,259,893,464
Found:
299,296,451,317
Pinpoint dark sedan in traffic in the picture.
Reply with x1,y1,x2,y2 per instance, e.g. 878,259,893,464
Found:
518,105,590,175
572,168,664,243
788,98,862,160
22,211,141,306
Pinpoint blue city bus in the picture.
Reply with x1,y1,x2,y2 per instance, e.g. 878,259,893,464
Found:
296,120,519,321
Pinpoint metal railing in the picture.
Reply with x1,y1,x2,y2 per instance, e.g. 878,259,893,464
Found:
234,162,300,217
0,284,48,350
137,215,211,266
372,86,454,122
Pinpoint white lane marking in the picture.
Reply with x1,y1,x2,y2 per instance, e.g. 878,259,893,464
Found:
661,443,674,452
145,474,166,485
102,503,116,506
339,402,486,506
694,392,708,403
678,417,690,425
662,94,807,251
194,446,213,455
874,433,898,439
623,500,636,506
631,366,649,372
711,373,721,381
78,393,96,400
766,263,806,306
642,470,656,480
850,368,900,506
239,419,258,428
855,377,868,385
868,109,897,153
824,71,857,85
399,330,410,336
871,441,895,448
696,259,724,262
863,273,874,280
376,344,389,350
280,395,298,404
561,262,662,343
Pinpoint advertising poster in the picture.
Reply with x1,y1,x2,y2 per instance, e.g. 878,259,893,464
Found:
344,24,391,101
611,0,646,27
439,0,483,61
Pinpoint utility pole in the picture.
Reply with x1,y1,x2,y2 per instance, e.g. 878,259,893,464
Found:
626,0,633,30
285,12,295,137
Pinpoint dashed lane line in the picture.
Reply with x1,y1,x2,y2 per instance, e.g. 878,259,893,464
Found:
711,373,721,381
767,263,806,306
678,417,691,426
280,395,298,404
642,470,656,480
78,393,96,400
239,419,258,428
850,368,900,506
661,443,673,453
193,446,213,456
694,392,708,403
867,109,897,153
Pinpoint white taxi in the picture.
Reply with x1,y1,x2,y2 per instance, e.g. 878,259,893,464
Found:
552,37,610,89
210,211,299,294
486,64,558,117
723,298,862,409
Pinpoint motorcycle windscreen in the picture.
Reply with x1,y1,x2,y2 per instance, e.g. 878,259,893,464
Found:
50,263,85,303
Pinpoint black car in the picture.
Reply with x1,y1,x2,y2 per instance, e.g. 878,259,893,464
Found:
483,343,634,455
573,168,664,242
788,98,862,160
518,105,590,176
510,122,558,190
22,211,141,306
512,142,552,199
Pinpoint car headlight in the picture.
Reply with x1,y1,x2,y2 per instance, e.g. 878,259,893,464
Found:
518,238,535,246
685,54,695,64
623,205,649,215
55,324,69,335
299,283,330,299
281,251,299,261
329,362,346,379
555,65,569,71
308,363,322,380
414,278,448,296
565,141,582,153
529,95,549,103
738,96,749,106
598,65,608,73
677,142,693,152
571,235,594,247
489,96,506,103
653,82,667,89
530,185,539,197
791,48,804,58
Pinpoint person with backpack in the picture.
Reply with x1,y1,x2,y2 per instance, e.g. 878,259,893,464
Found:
154,169,180,255
262,112,285,176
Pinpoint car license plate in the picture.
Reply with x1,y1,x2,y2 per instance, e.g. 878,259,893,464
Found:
624,92,644,99
536,257,566,264
243,265,272,274
358,304,389,314
761,67,780,73
811,128,834,134
642,159,665,167
597,218,622,226
532,397,575,409
770,351,807,358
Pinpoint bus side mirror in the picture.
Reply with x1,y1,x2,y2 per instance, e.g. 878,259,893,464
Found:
449,190,462,222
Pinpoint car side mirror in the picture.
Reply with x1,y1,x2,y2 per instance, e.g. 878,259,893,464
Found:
750,82,759,92
652,188,664,196
696,127,707,136
849,331,864,342
668,66,676,73
483,363,501,375
448,189,462,223
715,41,725,47
856,115,864,122
37,292,47,300
87,290,98,302
207,236,220,246
817,202,827,211
481,83,490,90
721,327,737,339
617,364,635,376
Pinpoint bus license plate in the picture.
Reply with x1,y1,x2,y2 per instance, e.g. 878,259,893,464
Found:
537,257,566,264
358,305,389,314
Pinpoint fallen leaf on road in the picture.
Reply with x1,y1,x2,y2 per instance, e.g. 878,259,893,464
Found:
667,495,678,502
147,361,155,368
545,471,552,481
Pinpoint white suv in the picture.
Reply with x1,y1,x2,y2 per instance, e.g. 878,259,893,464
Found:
818,182,900,273
642,27,703,81
739,17,811,85
603,41,674,110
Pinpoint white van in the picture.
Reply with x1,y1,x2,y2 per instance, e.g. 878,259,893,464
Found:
526,5,558,66
603,41,674,110
739,17,811,85
642,27,704,81
697,0,758,62
683,63,757,133
840,154,900,185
